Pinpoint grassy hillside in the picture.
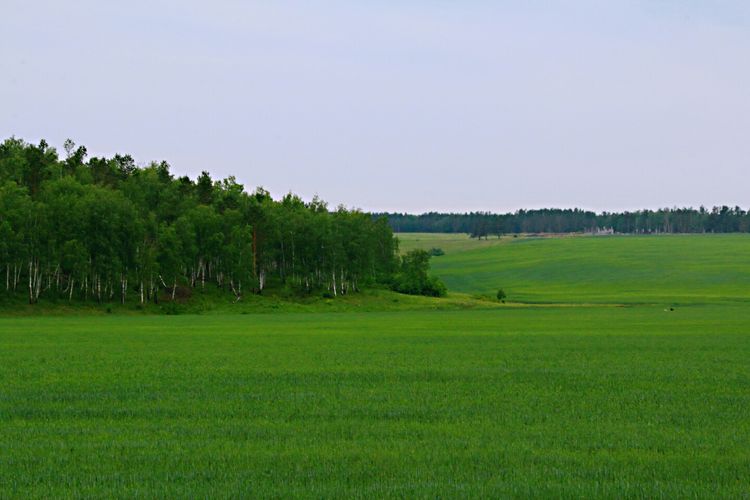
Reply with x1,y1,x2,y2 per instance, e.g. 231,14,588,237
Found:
0,287,503,316
398,233,750,304
2,306,749,497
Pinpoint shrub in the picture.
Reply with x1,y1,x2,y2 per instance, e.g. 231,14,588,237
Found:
392,249,447,297
496,289,506,303
429,247,445,257
424,276,447,297
162,301,182,315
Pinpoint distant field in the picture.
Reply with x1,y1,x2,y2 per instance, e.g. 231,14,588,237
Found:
398,233,750,304
2,307,749,497
397,232,509,254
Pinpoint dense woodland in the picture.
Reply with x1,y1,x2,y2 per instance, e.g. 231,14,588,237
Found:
0,138,399,304
378,207,750,238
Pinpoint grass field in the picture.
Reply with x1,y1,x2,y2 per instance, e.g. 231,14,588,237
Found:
2,234,750,497
2,307,749,497
398,233,750,305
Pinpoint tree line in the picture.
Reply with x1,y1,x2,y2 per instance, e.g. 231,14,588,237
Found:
376,207,750,238
0,137,400,304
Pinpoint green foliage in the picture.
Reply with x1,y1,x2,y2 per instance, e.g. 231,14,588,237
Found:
392,249,447,297
496,288,506,302
428,247,445,256
0,137,398,305
377,206,750,234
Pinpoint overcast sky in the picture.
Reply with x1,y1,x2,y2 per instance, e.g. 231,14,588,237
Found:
2,1,748,213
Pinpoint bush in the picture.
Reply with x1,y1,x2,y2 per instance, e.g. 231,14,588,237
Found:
424,276,447,297
496,288,506,303
429,247,445,257
162,301,182,315
392,249,447,297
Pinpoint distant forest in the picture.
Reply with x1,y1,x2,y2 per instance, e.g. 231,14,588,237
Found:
377,207,750,237
0,138,398,304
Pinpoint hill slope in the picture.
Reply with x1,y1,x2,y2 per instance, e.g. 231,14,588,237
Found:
398,234,750,304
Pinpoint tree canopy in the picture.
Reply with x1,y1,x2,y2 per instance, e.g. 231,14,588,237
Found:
0,137,400,304
392,250,446,298
377,207,750,236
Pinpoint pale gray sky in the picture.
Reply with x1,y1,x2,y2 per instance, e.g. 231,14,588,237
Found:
2,1,749,213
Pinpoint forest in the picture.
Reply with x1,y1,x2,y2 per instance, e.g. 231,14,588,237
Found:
377,206,750,237
0,137,398,304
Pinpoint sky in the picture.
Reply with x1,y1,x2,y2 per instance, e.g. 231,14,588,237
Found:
1,0,749,213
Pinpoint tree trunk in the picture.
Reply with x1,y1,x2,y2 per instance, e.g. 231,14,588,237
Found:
28,260,33,304
230,279,241,301
252,228,257,282
34,263,42,302
28,260,42,304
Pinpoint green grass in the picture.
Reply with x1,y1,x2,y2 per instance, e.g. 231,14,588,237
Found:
397,232,511,254
0,286,501,316
2,234,750,497
399,233,750,304
2,306,749,497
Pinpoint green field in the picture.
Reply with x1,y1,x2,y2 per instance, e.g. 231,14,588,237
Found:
2,234,750,497
399,233,750,305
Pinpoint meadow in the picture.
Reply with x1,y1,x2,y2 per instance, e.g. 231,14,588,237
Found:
2,234,749,497
399,233,750,305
